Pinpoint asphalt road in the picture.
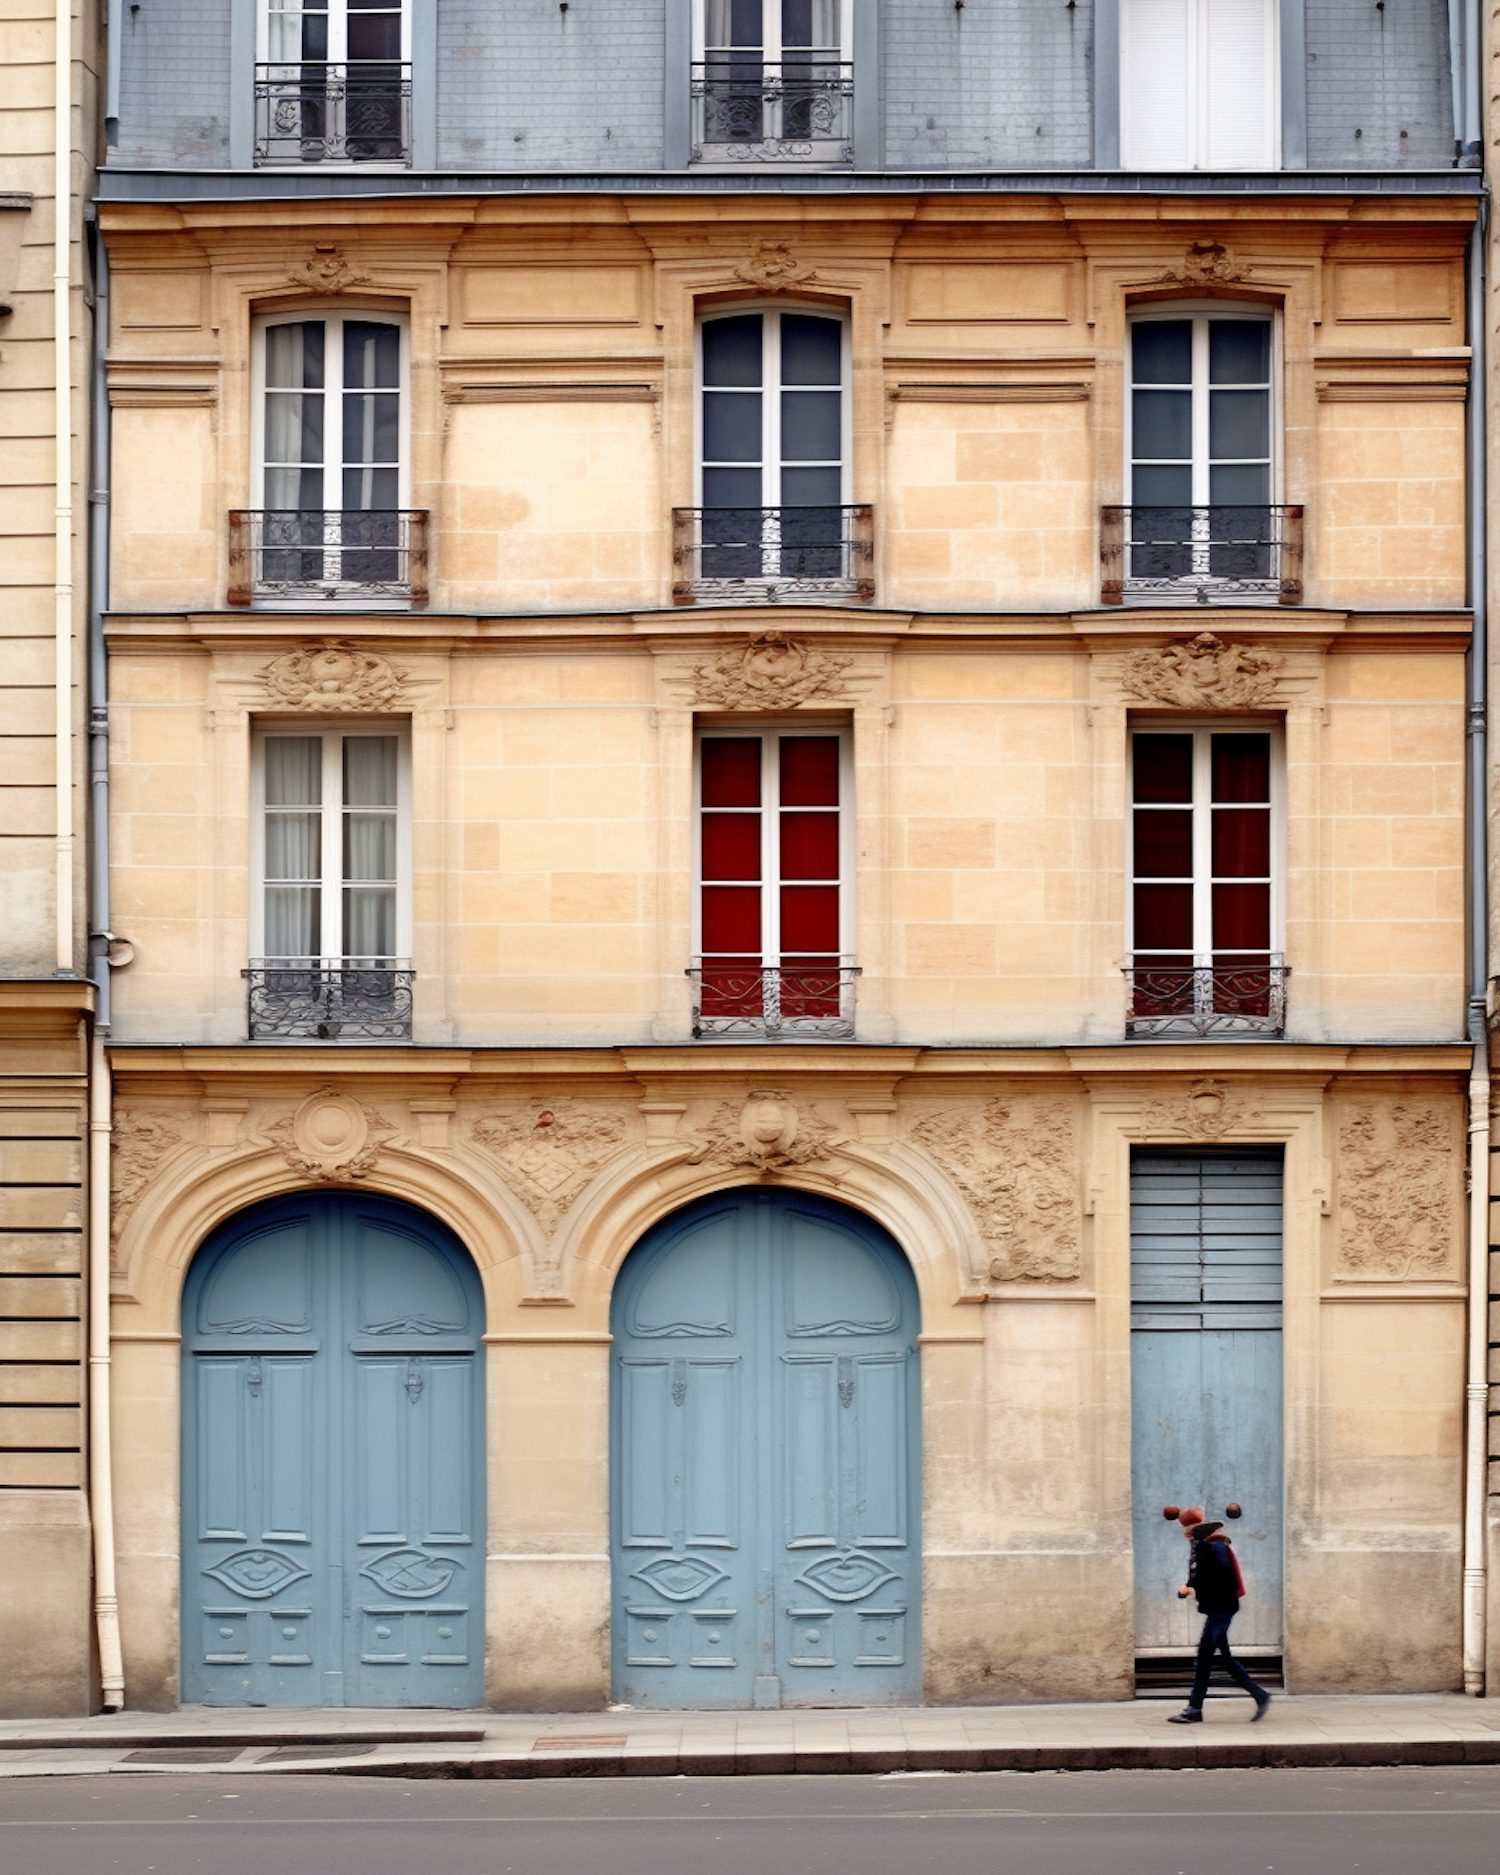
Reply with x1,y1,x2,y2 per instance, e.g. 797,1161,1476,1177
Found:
2,1766,1497,1875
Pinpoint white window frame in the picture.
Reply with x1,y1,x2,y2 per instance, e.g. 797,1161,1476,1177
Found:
1119,0,1279,171
258,0,410,67
1126,719,1285,969
691,720,856,971
694,303,851,512
251,308,410,518
1124,302,1281,508
250,720,413,967
691,0,852,64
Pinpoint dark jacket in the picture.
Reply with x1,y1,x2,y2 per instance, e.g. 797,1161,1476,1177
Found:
1187,1533,1242,1616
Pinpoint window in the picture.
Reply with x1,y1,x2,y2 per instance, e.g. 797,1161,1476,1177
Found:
248,726,412,1040
236,313,425,606
1110,308,1299,605
693,728,855,1037
677,308,872,602
1127,727,1285,1036
256,0,410,164
1120,0,1277,169
692,1,853,165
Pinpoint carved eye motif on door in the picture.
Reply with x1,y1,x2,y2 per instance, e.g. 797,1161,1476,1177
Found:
628,1555,729,1602
202,1548,312,1600
793,1550,897,1602
359,1547,462,1599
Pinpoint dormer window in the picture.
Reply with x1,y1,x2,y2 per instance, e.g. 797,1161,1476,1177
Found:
255,0,411,166
1120,0,1277,169
692,1,854,166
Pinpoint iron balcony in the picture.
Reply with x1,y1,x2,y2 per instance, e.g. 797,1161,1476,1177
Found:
254,62,412,165
1124,959,1288,1039
227,509,428,607
1101,505,1304,606
245,960,414,1042
690,59,855,164
672,504,874,605
688,963,860,1041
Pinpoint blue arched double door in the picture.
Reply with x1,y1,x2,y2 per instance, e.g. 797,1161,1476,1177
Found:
611,1189,921,1709
182,1193,485,1707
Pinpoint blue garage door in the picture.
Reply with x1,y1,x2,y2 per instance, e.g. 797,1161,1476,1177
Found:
611,1189,921,1709
182,1193,485,1707
1130,1149,1285,1654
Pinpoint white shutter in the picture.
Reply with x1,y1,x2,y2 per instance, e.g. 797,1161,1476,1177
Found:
1202,0,1276,168
1121,0,1192,170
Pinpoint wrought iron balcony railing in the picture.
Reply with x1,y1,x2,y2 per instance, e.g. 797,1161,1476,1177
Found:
1125,959,1288,1039
672,505,874,605
690,59,855,163
245,960,414,1041
254,62,412,165
228,510,428,607
688,964,859,1040
1101,505,1303,606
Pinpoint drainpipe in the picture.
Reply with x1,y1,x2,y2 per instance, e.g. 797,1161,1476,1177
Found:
53,0,74,974
85,217,124,1710
1463,199,1489,1698
104,0,122,148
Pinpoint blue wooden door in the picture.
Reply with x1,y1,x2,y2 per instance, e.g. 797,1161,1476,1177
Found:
611,1190,921,1709
183,1194,485,1707
1130,1151,1284,1654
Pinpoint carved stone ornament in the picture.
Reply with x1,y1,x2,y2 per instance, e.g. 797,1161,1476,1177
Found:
1140,1077,1263,1142
1337,1104,1458,1281
258,640,409,713
286,246,372,294
1120,633,1282,710
1152,240,1254,287
734,239,817,292
111,1109,186,1245
691,632,854,709
261,1089,400,1182
470,1102,630,1237
909,1100,1080,1283
685,1091,843,1176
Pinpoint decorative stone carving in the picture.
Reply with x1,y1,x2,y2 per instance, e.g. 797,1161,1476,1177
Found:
286,246,371,294
260,1089,400,1182
734,240,817,291
1337,1104,1458,1281
111,1109,186,1244
1140,1077,1263,1142
470,1102,630,1237
1152,240,1254,287
691,632,854,709
685,1090,843,1175
257,640,409,713
1121,633,1281,710
909,1100,1080,1282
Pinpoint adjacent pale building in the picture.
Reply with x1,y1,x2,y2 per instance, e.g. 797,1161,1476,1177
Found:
20,0,1487,1714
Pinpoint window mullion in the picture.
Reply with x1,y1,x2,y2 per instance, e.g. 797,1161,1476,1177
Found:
1193,730,1212,962
1192,316,1210,509
324,732,342,964
764,310,780,515
328,0,348,65
764,734,779,968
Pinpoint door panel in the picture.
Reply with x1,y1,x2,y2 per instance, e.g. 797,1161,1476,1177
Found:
183,1193,484,1708
612,1189,920,1709
1130,1151,1284,1656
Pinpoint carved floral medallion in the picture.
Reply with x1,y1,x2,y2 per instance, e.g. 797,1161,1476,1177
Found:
257,640,409,713
684,1090,843,1176
734,240,817,291
260,1088,400,1182
1120,633,1281,710
691,632,854,709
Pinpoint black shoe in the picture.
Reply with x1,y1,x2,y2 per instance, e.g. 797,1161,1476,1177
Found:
1167,1707,1203,1724
1251,1693,1272,1722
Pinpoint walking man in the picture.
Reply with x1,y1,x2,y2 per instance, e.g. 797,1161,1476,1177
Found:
1167,1506,1272,1724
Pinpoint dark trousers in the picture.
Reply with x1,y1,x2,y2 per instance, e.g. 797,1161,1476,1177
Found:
1188,1610,1266,1709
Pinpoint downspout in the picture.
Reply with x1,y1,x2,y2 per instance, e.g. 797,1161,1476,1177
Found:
104,0,122,148
53,0,73,974
86,222,124,1710
1463,197,1489,1697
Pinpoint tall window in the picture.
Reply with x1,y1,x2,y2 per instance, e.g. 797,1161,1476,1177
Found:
249,728,412,1040
694,728,853,1037
248,313,414,600
1120,309,1289,602
693,1,853,164
694,308,853,591
1120,0,1277,169
257,0,410,164
1128,727,1284,1035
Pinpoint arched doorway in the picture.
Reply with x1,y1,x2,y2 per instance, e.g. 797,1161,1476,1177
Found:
610,1188,921,1709
181,1193,485,1708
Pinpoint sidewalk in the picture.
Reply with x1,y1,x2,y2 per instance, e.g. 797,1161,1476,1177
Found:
2,1694,1500,1779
